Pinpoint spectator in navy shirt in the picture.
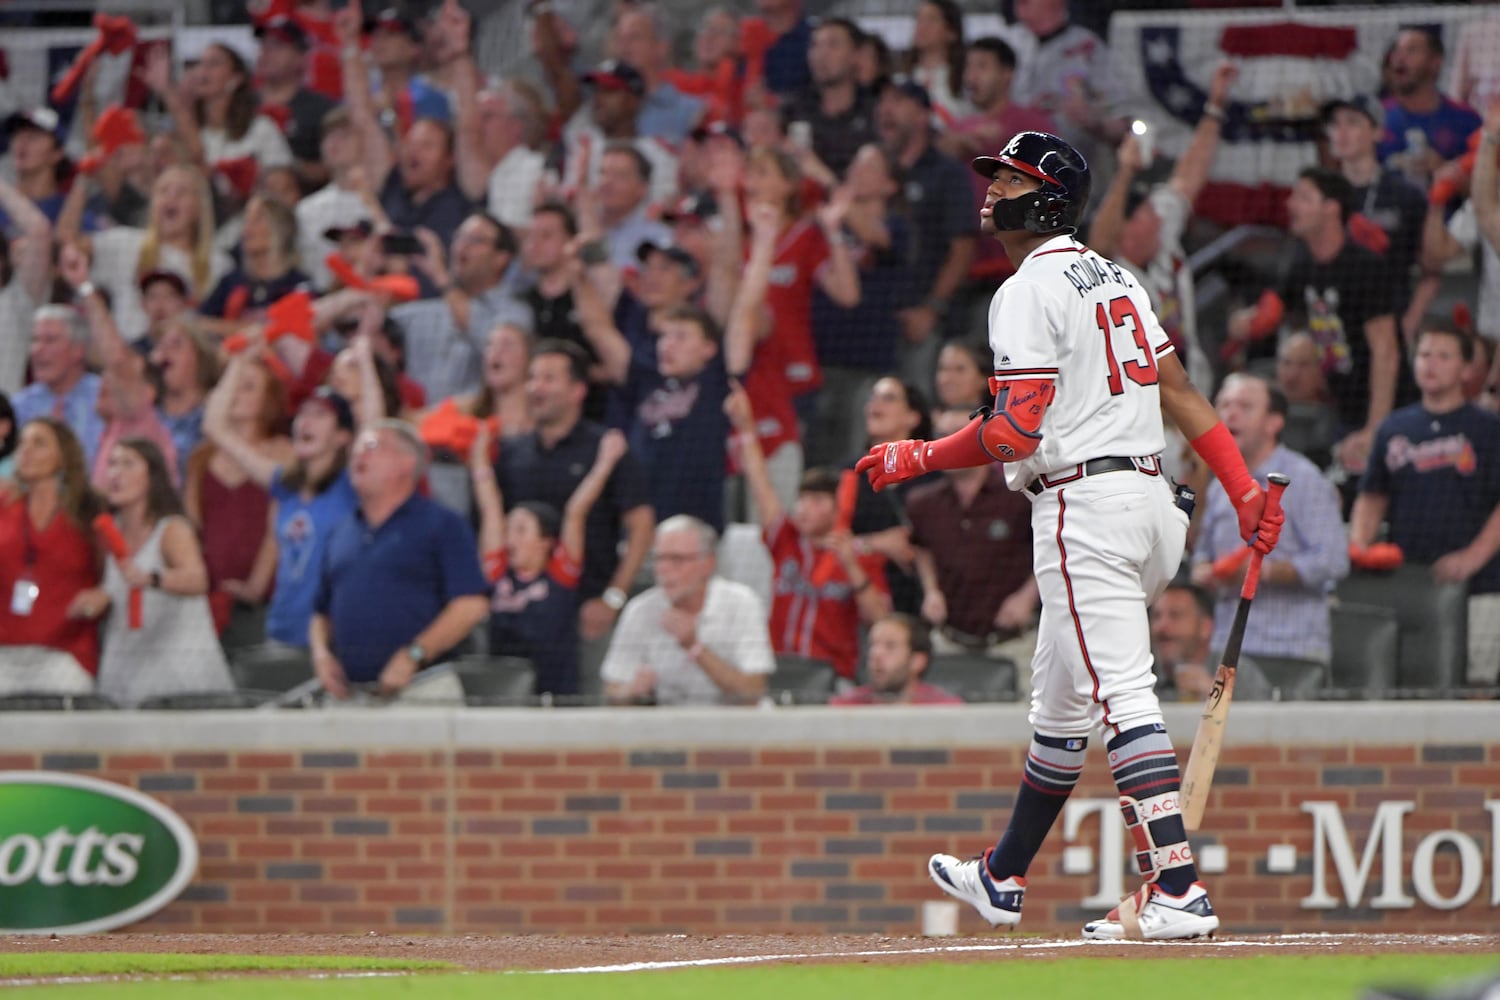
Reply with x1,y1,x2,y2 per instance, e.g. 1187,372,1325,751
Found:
310,419,488,702
1378,28,1482,188
874,78,975,390
471,423,626,697
755,0,812,98
495,340,655,642
1352,324,1500,685
612,304,731,532
782,18,876,178
198,196,310,333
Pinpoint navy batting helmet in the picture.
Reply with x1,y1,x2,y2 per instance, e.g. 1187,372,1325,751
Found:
972,131,1091,235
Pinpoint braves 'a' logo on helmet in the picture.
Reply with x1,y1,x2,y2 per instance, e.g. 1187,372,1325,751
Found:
972,132,1092,235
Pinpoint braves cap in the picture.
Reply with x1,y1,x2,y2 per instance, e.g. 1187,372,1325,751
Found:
690,120,744,147
4,108,63,143
323,219,375,242
582,60,646,97
255,15,310,50
663,192,718,224
364,7,422,39
635,239,701,278
881,75,933,109
305,386,357,432
1319,94,1384,131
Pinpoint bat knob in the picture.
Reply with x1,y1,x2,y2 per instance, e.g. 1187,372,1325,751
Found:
1266,472,1290,487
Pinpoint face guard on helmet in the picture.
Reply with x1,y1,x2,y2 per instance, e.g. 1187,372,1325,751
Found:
973,131,1092,235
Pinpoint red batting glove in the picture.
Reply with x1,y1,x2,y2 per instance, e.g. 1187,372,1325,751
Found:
855,440,929,492
1251,503,1285,555
1228,481,1266,544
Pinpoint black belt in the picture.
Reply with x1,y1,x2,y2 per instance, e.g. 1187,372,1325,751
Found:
1025,456,1144,496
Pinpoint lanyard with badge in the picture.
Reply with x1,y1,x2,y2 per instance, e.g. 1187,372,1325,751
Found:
11,512,40,616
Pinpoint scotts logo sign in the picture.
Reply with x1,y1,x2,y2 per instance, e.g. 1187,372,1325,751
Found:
0,772,198,934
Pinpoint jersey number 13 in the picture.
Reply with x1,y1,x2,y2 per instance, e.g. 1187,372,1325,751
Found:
1095,295,1159,396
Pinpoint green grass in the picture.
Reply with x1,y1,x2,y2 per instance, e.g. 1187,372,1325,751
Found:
0,954,455,977
7,953,1500,1000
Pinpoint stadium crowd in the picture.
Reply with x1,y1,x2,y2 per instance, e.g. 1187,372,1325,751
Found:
1,0,1499,708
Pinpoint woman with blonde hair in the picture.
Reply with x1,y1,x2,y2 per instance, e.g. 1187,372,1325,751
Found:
0,419,106,693
95,437,234,707
59,163,231,340
198,195,310,334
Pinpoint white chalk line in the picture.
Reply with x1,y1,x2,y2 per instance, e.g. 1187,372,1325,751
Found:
535,933,1498,975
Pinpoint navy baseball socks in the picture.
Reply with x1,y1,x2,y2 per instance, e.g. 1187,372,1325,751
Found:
927,733,1086,927
1082,723,1219,940
927,726,1218,938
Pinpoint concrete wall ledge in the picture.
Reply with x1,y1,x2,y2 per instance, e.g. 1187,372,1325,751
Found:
2,701,1495,752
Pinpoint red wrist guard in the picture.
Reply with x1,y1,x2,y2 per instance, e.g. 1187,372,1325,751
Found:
923,414,994,471
1190,423,1257,507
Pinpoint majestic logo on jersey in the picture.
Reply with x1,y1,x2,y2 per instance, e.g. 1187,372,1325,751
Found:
1385,433,1478,475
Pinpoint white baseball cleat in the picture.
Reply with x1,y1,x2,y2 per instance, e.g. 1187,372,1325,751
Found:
1082,881,1219,940
926,849,1025,928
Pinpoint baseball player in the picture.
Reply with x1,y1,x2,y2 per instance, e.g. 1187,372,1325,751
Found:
857,132,1285,940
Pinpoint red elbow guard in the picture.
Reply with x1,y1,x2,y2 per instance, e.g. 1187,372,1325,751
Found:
978,378,1053,461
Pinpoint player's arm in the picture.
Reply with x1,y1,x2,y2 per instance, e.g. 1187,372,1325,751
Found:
856,377,1054,490
1158,351,1282,552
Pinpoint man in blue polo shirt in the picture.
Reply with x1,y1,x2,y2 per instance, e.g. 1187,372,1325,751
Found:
310,419,489,703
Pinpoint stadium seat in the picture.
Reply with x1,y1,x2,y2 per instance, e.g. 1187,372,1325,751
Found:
229,644,315,693
923,654,1019,703
0,692,117,711
451,655,538,705
1250,656,1327,701
769,654,838,704
136,691,274,710
1336,566,1467,691
1329,601,1400,697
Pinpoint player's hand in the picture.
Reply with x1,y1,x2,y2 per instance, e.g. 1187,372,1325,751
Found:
856,440,929,492
1229,481,1265,545
1251,501,1285,556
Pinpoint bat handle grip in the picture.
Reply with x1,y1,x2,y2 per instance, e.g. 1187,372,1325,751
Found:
1240,473,1290,602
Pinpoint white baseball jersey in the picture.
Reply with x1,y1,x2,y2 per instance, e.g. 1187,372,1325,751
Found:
989,234,1175,493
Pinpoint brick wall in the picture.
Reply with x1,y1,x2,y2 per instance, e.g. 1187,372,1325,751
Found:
4,734,1497,935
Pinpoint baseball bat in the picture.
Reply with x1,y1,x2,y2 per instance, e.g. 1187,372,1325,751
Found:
1181,472,1289,832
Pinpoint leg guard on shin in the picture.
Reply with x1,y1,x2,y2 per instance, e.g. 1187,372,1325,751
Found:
1120,792,1195,884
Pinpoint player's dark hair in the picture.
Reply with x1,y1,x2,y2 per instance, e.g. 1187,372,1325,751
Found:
1166,581,1214,620
881,612,932,659
534,200,579,237
798,466,841,496
514,500,562,541
969,36,1016,71
603,140,653,184
660,304,722,345
1400,24,1443,58
532,338,591,384
1298,166,1355,225
815,16,864,48
1415,320,1475,363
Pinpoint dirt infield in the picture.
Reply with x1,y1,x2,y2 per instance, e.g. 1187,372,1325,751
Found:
5,933,1500,973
